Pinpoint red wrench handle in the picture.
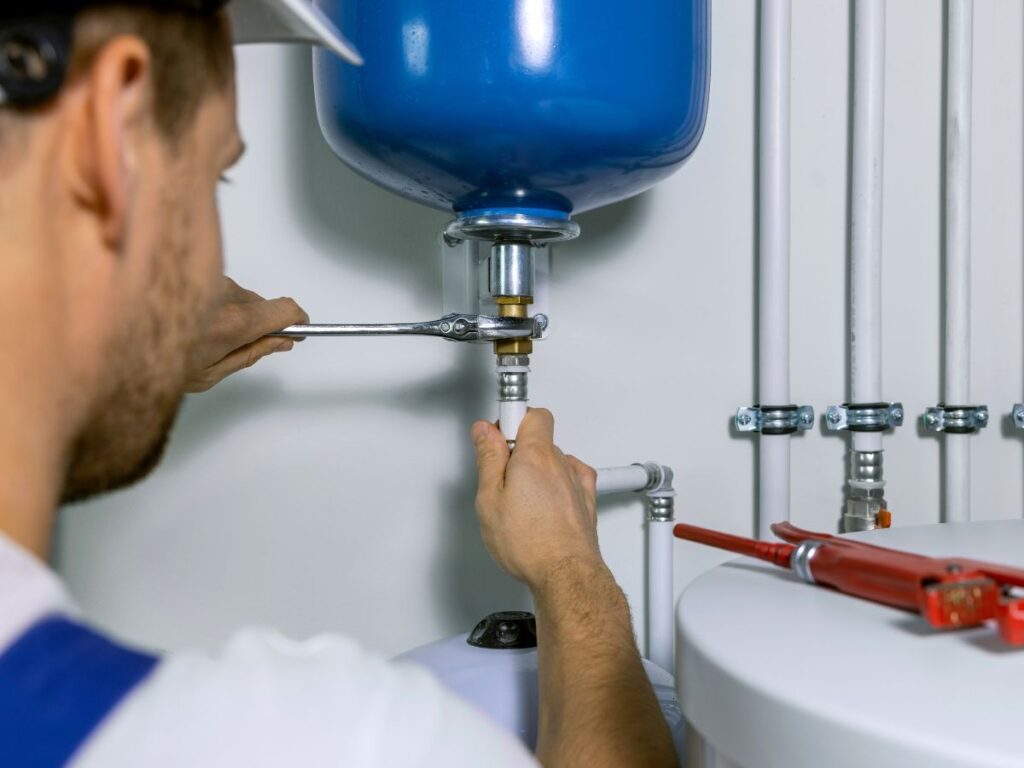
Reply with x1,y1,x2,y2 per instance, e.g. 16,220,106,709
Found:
673,523,794,568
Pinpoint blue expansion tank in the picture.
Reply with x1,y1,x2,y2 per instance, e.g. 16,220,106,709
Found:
313,0,710,232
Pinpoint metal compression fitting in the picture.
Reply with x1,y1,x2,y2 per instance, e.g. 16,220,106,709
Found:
491,239,536,444
497,357,529,401
497,354,530,448
844,450,890,532
824,402,902,531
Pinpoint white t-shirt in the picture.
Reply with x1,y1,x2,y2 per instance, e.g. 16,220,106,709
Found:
0,534,537,767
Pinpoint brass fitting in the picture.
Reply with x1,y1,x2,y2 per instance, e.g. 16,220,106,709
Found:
495,296,533,355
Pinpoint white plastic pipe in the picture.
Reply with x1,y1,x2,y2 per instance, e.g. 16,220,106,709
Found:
497,358,530,444
498,401,527,443
595,465,650,496
850,0,886,455
758,0,792,540
595,466,674,672
646,518,674,673
944,0,973,522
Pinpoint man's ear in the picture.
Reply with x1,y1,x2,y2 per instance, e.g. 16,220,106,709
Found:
64,36,152,251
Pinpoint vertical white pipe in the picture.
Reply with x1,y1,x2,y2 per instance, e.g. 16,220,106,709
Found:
594,468,675,671
758,0,792,540
850,0,886,455
647,518,674,673
944,0,973,522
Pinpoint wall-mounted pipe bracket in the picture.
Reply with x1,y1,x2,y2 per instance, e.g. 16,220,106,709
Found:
1011,404,1024,430
735,405,814,435
923,404,989,434
825,402,904,432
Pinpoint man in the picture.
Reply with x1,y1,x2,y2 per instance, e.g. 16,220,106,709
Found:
0,1,677,766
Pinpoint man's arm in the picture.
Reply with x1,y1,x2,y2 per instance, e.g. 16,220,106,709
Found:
472,410,676,767
185,276,308,392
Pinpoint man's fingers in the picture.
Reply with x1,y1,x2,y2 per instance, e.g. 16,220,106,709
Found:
222,276,264,304
255,297,309,335
514,408,555,448
263,297,309,342
565,455,598,494
218,296,309,349
566,454,599,515
473,420,510,498
185,336,293,393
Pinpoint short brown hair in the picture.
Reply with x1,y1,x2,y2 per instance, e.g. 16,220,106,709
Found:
70,4,234,142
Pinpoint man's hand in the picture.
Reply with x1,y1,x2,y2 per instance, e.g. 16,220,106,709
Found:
472,409,603,592
185,277,309,393
472,408,678,767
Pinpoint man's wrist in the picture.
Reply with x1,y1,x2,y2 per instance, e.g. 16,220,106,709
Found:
529,554,617,604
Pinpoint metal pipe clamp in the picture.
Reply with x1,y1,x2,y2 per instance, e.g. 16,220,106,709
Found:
922,404,989,434
825,402,904,432
735,405,815,435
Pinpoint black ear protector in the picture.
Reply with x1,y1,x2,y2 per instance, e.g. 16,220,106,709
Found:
0,15,73,107
0,0,231,108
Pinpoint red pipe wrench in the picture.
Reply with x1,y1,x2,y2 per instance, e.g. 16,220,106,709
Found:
674,521,1024,645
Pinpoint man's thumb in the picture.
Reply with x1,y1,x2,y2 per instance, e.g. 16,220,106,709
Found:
473,421,509,491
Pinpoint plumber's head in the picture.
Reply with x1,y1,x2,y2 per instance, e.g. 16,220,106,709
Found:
0,4,240,501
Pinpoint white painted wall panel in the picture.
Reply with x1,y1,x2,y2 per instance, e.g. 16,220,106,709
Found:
55,0,1024,657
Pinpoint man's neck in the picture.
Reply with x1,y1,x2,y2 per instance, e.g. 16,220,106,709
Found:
0,407,65,560
0,268,75,561
0,155,82,560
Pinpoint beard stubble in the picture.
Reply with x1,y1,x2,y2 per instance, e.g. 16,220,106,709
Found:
62,182,208,504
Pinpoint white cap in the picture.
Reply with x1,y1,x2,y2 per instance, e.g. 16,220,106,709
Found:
228,0,363,65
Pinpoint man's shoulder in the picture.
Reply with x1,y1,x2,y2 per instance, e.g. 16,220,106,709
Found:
74,627,538,768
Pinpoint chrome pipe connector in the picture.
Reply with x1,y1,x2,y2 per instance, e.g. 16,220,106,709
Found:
843,450,888,532
489,242,535,299
648,496,675,523
498,371,528,402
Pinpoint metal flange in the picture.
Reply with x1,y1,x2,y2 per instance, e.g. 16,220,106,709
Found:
443,213,580,246
735,405,815,435
825,402,904,433
923,404,989,434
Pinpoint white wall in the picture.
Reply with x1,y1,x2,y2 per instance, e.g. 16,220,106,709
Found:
55,0,1024,658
